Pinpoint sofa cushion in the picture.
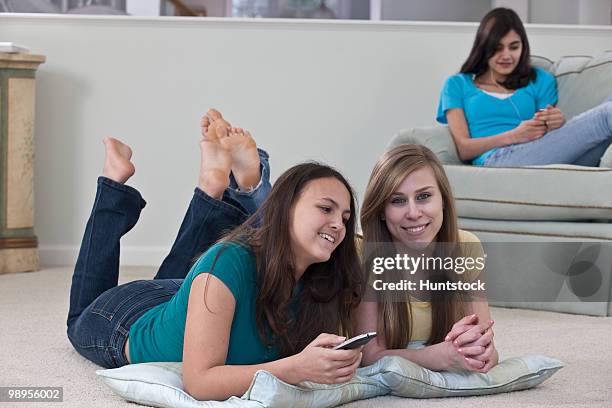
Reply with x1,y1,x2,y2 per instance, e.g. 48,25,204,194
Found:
456,219,612,317
445,164,612,221
389,126,462,165
458,218,612,242
601,143,612,168
530,55,555,73
552,51,612,120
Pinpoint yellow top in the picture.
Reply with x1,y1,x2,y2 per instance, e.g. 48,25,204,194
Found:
409,230,484,341
359,229,485,342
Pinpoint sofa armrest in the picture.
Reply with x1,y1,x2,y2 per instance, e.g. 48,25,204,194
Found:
387,126,464,165
600,143,612,169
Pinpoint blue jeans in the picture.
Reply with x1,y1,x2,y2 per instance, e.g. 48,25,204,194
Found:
484,100,612,167
66,149,271,368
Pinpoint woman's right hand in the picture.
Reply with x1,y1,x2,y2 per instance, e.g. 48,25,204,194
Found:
428,340,485,372
432,314,492,372
291,333,363,384
509,119,547,144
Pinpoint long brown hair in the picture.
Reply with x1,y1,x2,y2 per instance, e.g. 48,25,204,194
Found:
460,7,535,90
215,162,362,356
361,144,464,348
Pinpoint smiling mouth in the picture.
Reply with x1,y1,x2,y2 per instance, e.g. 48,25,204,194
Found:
401,222,430,235
318,232,336,244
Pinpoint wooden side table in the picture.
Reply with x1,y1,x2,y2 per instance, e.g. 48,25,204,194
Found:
0,53,45,274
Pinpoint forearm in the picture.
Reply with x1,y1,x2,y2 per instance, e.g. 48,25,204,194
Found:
455,131,514,161
363,346,445,372
490,343,499,366
186,355,298,401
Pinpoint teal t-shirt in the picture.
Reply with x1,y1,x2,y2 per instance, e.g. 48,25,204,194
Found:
436,67,558,165
128,242,279,364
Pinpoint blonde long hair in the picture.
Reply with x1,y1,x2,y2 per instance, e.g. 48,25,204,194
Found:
361,144,464,348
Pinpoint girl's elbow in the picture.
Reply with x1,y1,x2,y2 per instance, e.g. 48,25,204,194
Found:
457,151,470,162
448,135,470,161
183,377,199,399
183,370,210,400
184,382,204,400
454,143,471,162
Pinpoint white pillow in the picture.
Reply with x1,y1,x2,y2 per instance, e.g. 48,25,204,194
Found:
96,362,264,408
362,355,564,398
242,370,386,407
97,355,563,407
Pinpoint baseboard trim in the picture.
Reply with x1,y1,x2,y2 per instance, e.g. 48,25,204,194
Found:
39,245,170,267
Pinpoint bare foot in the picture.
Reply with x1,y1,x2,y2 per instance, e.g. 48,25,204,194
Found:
200,108,231,140
199,126,232,199
201,108,232,141
102,137,135,184
200,115,210,138
206,108,231,128
219,128,261,190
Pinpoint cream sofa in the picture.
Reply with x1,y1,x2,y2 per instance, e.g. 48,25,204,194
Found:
389,52,612,316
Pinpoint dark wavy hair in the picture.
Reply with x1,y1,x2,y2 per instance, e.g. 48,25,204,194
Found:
211,162,363,357
460,7,535,89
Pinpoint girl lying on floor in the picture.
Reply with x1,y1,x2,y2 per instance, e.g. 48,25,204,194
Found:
356,144,498,372
67,110,363,400
67,110,497,401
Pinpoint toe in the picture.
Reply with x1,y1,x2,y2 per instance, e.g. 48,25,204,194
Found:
201,117,210,136
201,115,210,128
207,109,231,129
207,108,223,121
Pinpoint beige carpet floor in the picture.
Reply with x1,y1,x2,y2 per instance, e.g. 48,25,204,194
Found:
1,266,611,408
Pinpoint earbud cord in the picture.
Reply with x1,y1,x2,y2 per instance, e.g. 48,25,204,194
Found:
491,71,523,121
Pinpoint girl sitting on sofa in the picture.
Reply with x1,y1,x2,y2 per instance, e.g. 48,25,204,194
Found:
436,7,612,167
356,144,498,372
66,110,363,400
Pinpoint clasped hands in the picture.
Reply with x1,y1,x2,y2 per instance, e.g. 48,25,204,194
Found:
512,105,565,144
534,105,565,131
437,314,497,373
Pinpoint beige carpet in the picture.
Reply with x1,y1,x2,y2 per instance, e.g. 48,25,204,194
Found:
1,266,611,408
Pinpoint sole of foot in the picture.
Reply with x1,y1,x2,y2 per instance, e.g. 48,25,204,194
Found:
102,137,135,184
219,128,261,190
198,128,232,199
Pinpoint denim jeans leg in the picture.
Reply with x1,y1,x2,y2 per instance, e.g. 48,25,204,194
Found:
225,148,272,214
153,149,272,280
573,142,610,167
67,279,181,368
67,177,146,327
153,189,250,279
485,101,612,166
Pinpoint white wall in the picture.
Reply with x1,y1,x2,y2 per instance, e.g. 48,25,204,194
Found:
0,15,610,266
